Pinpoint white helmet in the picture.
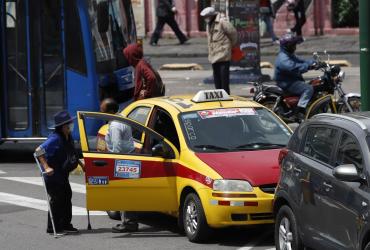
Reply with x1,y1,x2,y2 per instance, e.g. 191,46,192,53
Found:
200,7,217,17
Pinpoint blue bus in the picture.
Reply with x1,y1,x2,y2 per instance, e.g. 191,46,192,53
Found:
0,0,137,143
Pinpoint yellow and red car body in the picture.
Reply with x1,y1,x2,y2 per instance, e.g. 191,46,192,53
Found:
77,90,292,241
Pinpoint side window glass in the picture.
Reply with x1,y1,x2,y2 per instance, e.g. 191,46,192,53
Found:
152,109,180,151
302,127,337,165
83,115,175,158
128,107,151,125
336,132,363,169
127,107,151,141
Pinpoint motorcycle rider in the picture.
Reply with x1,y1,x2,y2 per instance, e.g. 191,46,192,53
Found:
274,33,317,120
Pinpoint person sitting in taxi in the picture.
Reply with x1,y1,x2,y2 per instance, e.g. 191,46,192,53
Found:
100,98,139,233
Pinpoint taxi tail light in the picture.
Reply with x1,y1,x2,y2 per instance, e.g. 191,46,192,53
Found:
250,88,255,94
278,149,289,165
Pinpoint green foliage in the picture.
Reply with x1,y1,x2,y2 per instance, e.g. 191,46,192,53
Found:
332,0,359,27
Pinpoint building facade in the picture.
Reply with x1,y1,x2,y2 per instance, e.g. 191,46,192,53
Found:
134,0,358,38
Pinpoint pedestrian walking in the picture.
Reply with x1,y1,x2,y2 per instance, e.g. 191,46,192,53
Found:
200,7,237,94
34,111,80,235
123,44,160,100
260,0,278,43
150,0,188,46
287,0,306,36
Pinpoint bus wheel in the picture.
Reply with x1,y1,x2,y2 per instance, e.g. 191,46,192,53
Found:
182,193,211,242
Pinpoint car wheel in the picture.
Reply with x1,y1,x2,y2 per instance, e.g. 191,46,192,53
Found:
364,241,370,250
107,211,121,221
275,205,303,250
183,193,211,242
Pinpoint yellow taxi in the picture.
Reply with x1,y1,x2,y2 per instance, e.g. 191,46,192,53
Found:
77,89,292,242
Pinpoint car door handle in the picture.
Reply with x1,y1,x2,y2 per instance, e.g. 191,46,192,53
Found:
323,181,333,190
92,160,108,167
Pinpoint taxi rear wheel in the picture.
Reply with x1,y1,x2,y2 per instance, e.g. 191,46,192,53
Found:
183,193,211,242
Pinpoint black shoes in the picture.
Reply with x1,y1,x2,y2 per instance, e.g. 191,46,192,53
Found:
179,38,189,45
112,221,139,233
46,228,66,235
149,41,158,46
63,225,79,234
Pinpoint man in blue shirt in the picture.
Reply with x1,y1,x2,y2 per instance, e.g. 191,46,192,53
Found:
35,111,79,235
274,33,316,120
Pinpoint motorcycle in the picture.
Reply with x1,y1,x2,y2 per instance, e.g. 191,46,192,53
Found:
252,51,361,123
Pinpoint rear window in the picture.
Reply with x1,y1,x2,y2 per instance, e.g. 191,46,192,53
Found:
179,107,291,152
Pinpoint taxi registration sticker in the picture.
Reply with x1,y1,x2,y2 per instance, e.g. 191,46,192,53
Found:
114,160,141,179
198,108,257,119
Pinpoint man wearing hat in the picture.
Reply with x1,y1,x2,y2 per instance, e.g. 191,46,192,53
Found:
200,7,237,94
35,111,80,234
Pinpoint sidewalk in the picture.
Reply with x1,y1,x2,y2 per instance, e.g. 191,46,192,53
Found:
143,35,359,58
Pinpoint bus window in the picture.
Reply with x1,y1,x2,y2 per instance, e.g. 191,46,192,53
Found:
64,0,87,75
87,0,136,74
5,0,29,130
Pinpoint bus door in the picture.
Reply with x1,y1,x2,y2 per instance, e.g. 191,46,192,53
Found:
0,0,65,139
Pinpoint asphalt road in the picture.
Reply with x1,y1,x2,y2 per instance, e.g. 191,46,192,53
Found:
0,143,275,250
0,66,360,250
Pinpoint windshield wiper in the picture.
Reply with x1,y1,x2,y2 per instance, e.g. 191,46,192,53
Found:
194,144,231,151
235,143,286,150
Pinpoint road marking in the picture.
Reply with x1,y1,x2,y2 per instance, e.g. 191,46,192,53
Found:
0,170,6,174
0,192,105,216
0,177,86,194
237,230,274,250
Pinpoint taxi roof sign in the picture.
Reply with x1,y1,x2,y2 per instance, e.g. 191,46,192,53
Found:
191,89,232,103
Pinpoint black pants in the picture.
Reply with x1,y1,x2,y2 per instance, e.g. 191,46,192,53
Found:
150,16,187,44
212,61,230,94
291,1,306,36
46,181,72,231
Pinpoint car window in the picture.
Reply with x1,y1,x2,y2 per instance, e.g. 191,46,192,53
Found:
336,132,363,169
152,108,180,151
127,107,151,141
179,107,291,152
82,115,175,158
302,127,338,165
127,106,151,125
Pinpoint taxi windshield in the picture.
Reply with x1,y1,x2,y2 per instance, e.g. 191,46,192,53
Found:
87,0,136,73
180,107,291,152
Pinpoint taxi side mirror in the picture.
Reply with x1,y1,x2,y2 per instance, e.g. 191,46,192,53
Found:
152,143,173,159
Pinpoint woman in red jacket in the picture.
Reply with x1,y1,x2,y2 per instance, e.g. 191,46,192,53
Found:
123,44,157,100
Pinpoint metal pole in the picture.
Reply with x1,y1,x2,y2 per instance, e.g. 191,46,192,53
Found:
360,0,370,111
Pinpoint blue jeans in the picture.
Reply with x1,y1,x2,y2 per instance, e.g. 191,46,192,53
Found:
261,14,278,41
280,81,314,108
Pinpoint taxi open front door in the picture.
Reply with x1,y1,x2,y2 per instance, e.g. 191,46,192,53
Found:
77,112,179,212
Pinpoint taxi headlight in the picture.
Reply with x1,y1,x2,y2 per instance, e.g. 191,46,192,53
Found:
213,180,253,192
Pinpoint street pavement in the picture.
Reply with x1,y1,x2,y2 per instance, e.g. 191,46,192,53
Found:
0,143,275,250
0,65,360,249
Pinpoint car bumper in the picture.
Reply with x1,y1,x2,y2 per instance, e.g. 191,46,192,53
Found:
198,188,274,228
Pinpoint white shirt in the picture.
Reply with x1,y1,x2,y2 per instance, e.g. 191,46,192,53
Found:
105,120,135,154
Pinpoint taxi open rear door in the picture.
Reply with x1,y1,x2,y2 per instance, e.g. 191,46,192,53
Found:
77,111,179,212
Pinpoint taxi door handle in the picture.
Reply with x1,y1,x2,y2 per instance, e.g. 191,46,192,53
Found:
93,160,108,167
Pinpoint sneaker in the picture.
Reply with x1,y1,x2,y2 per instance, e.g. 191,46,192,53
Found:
149,42,158,46
63,225,79,234
112,221,139,233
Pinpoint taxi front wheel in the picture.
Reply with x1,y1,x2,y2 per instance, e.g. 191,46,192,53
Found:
183,193,211,242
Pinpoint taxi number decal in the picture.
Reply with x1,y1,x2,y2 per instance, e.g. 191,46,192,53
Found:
88,176,109,185
114,160,141,179
183,119,197,140
198,108,257,119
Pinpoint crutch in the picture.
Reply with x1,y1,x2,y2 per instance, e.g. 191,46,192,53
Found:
77,159,92,230
33,153,64,238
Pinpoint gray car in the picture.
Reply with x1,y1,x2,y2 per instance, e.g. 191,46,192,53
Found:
274,113,370,250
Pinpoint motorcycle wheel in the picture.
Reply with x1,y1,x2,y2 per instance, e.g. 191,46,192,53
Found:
260,98,277,111
337,96,361,113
